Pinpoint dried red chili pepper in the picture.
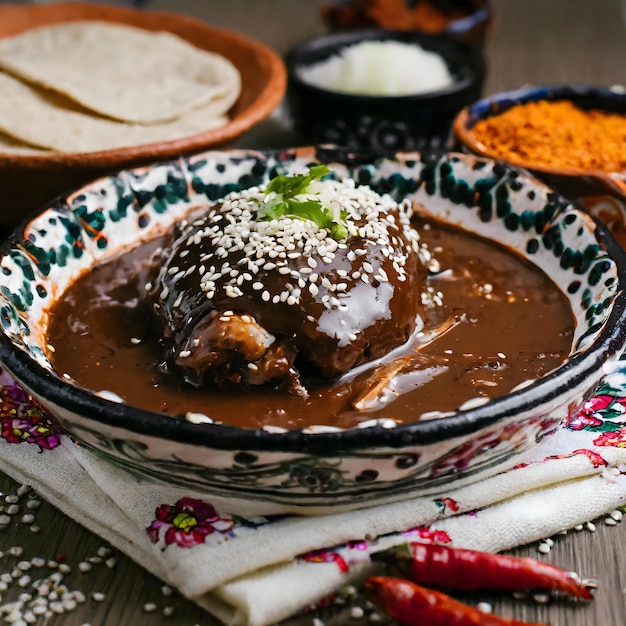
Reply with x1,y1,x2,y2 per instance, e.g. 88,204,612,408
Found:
365,576,548,626
376,543,594,600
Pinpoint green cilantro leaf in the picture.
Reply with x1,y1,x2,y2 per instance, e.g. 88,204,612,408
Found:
264,164,330,198
256,165,349,241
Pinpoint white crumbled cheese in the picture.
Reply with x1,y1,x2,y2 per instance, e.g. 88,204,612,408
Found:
299,40,454,96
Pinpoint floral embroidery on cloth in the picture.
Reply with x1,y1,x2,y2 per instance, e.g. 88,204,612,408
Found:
565,379,626,449
300,525,453,574
147,497,278,549
565,382,626,433
147,498,236,548
0,380,61,450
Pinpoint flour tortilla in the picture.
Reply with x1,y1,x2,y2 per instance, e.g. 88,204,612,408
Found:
0,71,229,153
0,21,241,124
0,131,50,155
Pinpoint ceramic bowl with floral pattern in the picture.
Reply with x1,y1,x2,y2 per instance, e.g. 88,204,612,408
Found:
453,85,626,249
0,147,625,515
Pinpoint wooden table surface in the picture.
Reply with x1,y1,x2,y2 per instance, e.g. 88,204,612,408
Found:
2,1,626,625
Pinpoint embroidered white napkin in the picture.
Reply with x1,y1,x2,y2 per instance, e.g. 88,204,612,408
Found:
1,365,626,626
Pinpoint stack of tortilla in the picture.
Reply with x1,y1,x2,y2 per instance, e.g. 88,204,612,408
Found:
0,21,242,154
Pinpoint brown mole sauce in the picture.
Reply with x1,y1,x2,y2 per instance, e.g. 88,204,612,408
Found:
46,217,575,430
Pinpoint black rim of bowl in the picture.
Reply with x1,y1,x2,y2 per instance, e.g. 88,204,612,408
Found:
1,151,626,454
285,29,486,102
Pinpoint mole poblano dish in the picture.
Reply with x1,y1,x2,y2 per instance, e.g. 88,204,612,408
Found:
45,164,575,431
0,149,624,503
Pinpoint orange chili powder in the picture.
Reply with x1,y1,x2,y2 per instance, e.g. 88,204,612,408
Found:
470,100,626,173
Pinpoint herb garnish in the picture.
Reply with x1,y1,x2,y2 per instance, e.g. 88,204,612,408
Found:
256,165,349,241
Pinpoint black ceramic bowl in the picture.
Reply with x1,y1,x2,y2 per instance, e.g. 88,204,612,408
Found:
321,0,492,49
285,29,486,152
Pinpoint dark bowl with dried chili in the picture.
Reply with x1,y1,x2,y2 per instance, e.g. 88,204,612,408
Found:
453,84,626,248
321,0,492,49
285,29,486,153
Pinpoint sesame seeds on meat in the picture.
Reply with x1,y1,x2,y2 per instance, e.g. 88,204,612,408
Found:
146,172,438,391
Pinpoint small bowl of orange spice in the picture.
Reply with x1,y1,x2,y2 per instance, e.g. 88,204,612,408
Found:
453,85,626,247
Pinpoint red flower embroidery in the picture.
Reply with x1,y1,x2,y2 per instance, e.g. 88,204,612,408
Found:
301,548,350,573
0,382,61,449
565,412,604,431
403,526,452,544
434,497,460,514
593,427,626,449
566,393,626,431
147,498,235,548
571,448,609,466
585,395,616,412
